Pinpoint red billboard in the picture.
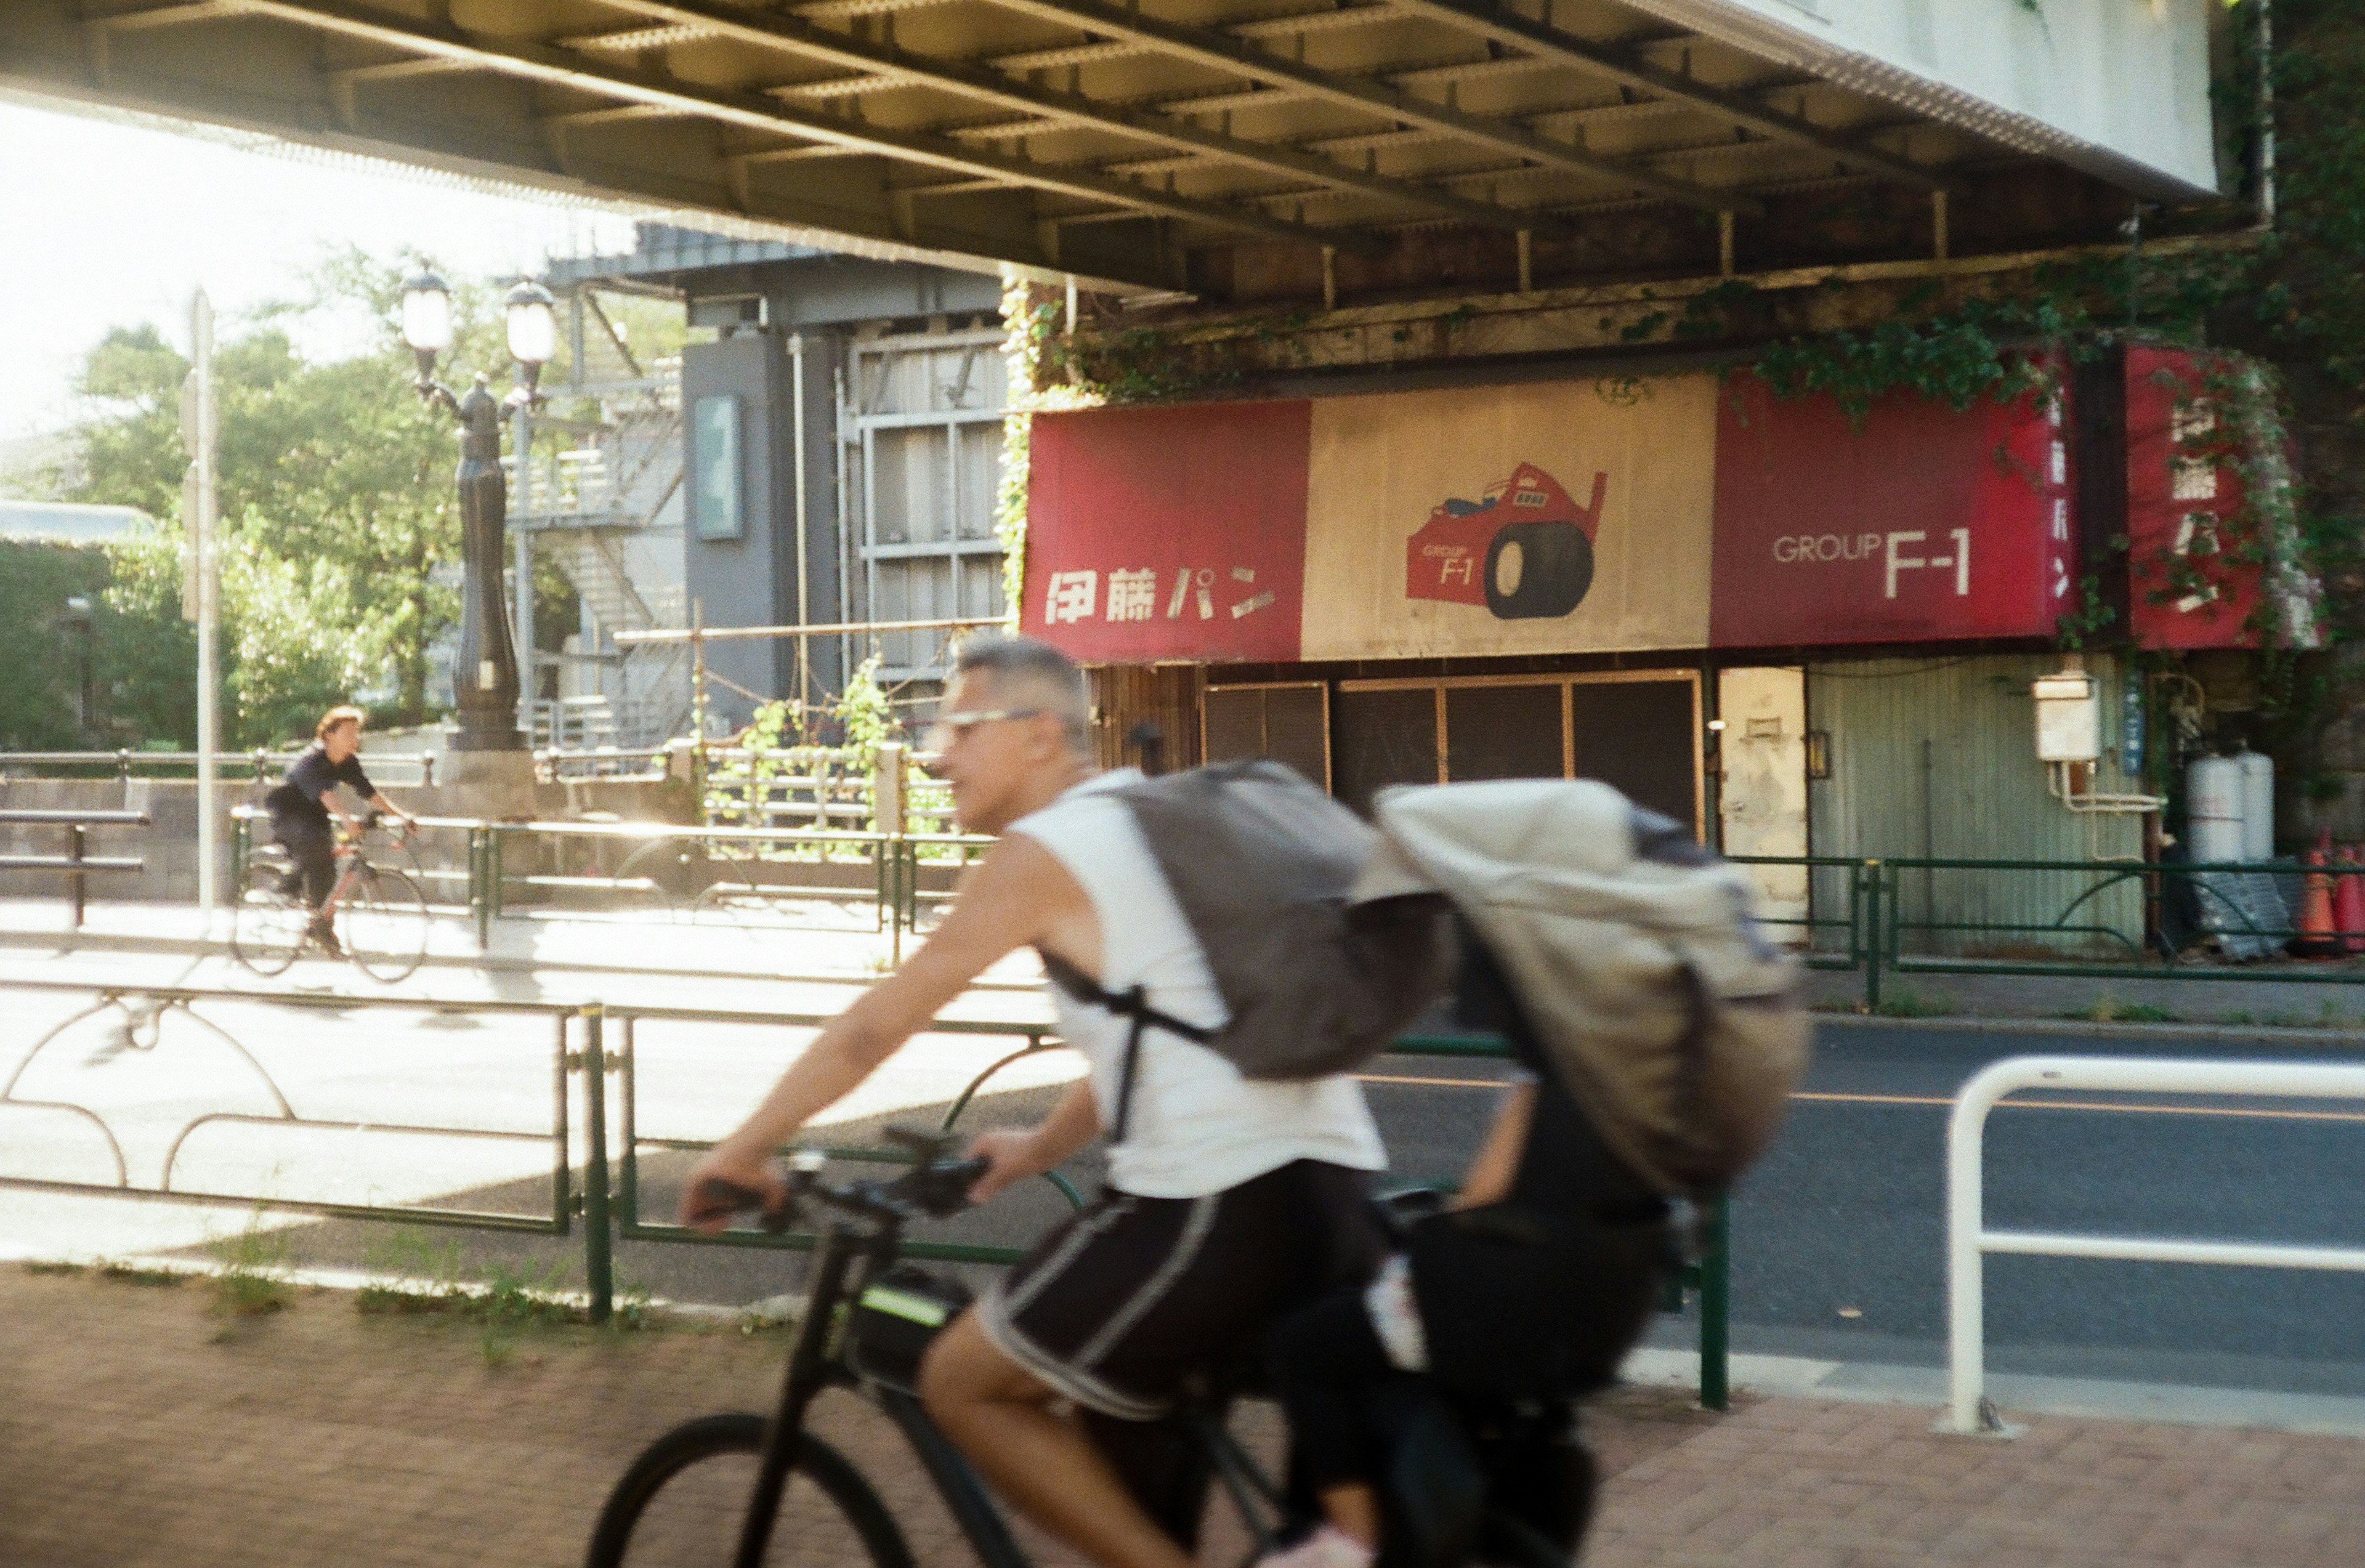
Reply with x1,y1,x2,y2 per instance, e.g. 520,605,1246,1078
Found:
1020,400,1310,663
1709,374,2074,648
2125,347,2262,649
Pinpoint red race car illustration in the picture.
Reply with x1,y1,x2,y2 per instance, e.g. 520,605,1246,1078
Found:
1404,461,1607,620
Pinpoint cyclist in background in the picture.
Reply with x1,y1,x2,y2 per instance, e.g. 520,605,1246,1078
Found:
264,705,414,955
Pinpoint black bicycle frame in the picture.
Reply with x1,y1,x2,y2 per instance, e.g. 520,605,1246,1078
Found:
732,1218,1282,1568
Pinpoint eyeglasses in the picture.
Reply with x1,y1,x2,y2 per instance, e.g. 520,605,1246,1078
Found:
921,708,1040,754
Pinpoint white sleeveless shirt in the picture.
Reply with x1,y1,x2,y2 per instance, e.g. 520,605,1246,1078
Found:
1010,769,1386,1199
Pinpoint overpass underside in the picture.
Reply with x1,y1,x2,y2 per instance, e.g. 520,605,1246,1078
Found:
1,0,2227,305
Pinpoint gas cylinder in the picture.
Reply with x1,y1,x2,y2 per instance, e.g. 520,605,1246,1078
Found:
2187,756,2244,867
2234,749,2276,863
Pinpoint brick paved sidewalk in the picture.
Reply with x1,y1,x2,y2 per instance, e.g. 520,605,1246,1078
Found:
6,1264,2361,1568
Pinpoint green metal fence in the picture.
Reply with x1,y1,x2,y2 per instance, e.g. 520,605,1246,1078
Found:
0,979,1736,1407
1736,853,2365,1011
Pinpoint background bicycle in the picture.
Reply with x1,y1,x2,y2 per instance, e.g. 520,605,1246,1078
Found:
232,814,430,982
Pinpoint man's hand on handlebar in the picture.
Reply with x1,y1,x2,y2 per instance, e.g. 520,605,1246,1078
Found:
681,1146,790,1233
963,1127,1051,1206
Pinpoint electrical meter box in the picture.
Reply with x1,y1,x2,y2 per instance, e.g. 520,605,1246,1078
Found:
2032,668,2100,764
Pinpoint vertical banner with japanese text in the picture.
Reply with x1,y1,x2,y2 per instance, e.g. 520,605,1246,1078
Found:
2124,347,2262,649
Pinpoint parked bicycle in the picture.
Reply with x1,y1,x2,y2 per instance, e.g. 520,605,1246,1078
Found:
231,813,429,982
586,1131,1565,1568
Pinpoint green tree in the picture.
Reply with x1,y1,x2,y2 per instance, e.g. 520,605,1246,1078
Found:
61,253,514,746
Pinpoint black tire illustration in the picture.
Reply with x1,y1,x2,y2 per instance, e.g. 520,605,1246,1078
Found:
585,1413,914,1568
1484,520,1594,620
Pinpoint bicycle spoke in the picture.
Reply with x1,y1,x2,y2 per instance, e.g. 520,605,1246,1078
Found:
341,864,429,983
230,851,309,977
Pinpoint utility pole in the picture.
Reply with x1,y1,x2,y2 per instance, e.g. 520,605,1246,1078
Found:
181,290,222,923
512,395,536,746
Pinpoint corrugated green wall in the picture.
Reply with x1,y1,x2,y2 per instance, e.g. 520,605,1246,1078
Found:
1806,654,2146,958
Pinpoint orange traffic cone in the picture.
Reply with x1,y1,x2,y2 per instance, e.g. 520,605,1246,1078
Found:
2339,846,2365,955
2295,830,2340,958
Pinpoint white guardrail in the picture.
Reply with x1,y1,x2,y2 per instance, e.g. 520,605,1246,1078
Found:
1946,1054,2365,1435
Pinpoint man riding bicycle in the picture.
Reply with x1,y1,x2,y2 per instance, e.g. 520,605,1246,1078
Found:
263,705,415,956
683,635,1388,1568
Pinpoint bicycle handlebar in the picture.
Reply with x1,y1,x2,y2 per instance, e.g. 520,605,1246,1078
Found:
683,1137,991,1234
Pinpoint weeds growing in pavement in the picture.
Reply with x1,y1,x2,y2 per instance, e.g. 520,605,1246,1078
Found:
2082,995,2178,1024
1873,988,1954,1019
355,1227,653,1364
208,1211,294,1319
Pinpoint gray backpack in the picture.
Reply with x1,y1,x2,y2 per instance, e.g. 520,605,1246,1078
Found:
1037,760,1454,1137
1363,778,1809,1197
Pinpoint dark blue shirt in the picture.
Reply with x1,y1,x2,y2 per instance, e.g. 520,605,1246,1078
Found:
265,743,376,825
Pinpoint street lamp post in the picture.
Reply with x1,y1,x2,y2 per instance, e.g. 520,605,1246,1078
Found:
398,271,556,754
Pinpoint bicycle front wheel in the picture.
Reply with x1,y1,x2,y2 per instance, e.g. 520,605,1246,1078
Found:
230,849,309,977
586,1414,914,1568
341,864,429,983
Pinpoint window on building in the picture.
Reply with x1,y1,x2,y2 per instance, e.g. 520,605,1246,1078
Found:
1570,678,1699,828
692,395,743,541
1325,672,1702,832
1444,683,1564,781
1203,682,1329,787
1332,687,1439,813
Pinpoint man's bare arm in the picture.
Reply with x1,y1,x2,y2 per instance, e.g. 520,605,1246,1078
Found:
1450,1081,1537,1210
687,835,1083,1217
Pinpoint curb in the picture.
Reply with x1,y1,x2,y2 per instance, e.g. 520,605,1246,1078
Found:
1618,1347,2365,1438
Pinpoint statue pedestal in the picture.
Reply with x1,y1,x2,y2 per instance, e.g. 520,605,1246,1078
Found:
435,746,544,821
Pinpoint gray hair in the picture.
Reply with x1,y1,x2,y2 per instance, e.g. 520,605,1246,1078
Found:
953,634,1091,751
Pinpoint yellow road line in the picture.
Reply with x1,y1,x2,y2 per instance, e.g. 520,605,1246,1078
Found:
1358,1073,1511,1089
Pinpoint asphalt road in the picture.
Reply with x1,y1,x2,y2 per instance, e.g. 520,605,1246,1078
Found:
1717,1019,2365,1397
3,947,2361,1397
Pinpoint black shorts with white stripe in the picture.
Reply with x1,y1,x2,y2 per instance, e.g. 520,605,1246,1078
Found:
977,1159,1386,1421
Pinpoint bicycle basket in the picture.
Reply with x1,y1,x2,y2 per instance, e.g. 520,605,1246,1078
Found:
845,1266,972,1394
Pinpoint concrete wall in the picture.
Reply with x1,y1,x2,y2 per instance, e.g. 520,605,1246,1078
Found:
0,778,233,903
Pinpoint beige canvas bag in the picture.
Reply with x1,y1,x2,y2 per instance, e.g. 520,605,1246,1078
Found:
1359,778,1810,1197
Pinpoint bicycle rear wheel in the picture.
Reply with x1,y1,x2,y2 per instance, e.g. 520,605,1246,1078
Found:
230,849,310,977
341,863,429,983
586,1414,913,1568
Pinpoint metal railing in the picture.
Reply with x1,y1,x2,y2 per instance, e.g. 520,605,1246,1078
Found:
1943,1054,2365,1435
0,977,1734,1405
0,809,149,927
0,748,438,786
230,808,992,956
0,977,577,1236
1736,855,2365,1011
